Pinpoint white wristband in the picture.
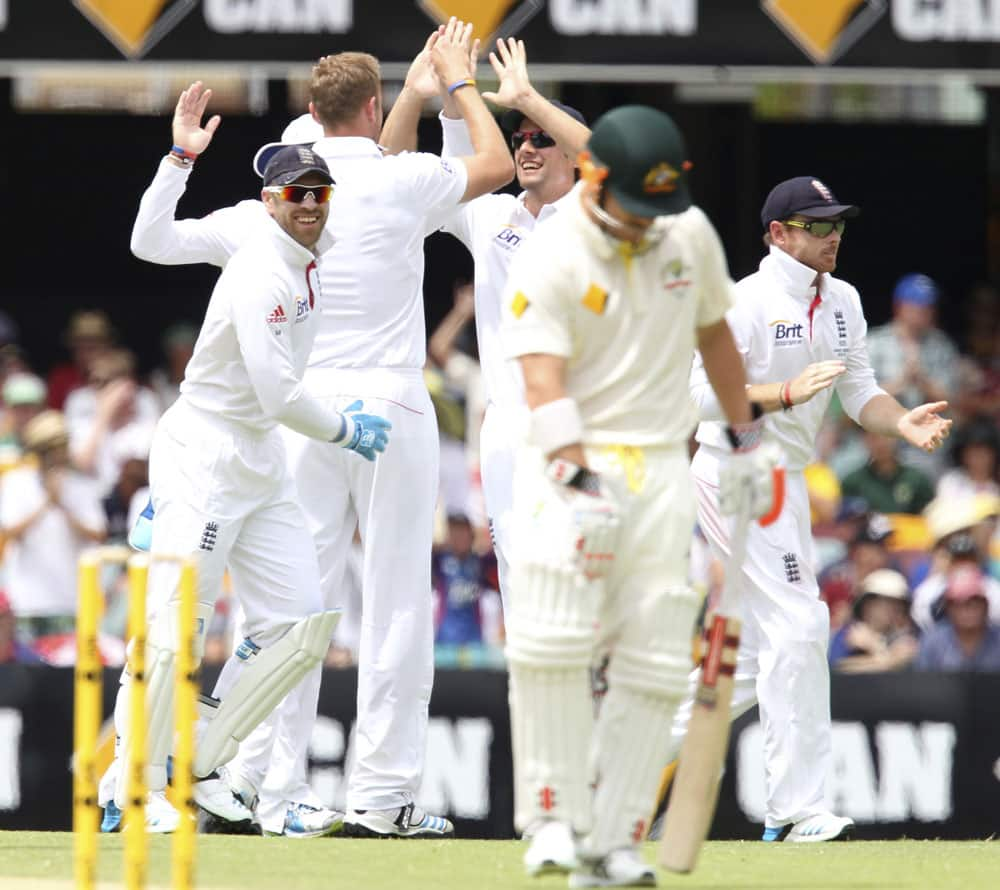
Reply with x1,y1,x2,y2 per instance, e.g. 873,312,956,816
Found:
331,413,356,446
530,397,584,455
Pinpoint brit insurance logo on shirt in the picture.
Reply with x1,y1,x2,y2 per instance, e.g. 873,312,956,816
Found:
294,296,311,324
493,223,524,255
769,318,805,348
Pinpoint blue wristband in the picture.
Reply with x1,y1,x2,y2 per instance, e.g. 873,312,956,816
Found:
446,78,476,95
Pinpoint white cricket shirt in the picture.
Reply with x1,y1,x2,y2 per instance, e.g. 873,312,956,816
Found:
439,115,573,413
132,139,468,371
179,218,344,441
691,245,885,470
501,183,733,447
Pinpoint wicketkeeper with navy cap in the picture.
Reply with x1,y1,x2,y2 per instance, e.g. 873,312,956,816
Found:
99,145,391,834
668,175,952,843
500,105,781,886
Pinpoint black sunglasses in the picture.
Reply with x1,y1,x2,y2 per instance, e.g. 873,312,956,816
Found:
511,130,557,151
783,219,846,238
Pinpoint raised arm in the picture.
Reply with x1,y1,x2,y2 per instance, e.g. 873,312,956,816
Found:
131,82,251,267
482,38,591,157
379,29,442,155
431,17,514,201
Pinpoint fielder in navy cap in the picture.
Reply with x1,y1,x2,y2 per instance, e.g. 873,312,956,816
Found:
760,176,860,230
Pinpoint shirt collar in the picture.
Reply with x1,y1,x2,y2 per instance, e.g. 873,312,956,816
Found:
513,188,577,224
269,217,334,265
762,244,823,302
311,136,383,161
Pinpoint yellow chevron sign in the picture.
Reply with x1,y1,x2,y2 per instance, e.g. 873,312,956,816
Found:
418,0,544,45
74,0,197,58
763,0,887,65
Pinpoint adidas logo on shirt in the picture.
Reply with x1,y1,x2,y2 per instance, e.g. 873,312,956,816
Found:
267,305,288,324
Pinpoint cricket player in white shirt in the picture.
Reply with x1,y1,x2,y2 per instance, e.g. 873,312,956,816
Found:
670,175,952,843
127,20,513,837
432,37,591,601
501,106,780,887
100,146,391,833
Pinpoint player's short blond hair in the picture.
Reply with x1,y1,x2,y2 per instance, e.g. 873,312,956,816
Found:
310,52,380,129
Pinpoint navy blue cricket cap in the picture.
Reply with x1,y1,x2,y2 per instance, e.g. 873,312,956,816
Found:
760,176,860,230
260,145,333,187
500,99,586,133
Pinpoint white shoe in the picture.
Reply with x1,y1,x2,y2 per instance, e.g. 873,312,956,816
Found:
343,803,454,838
524,820,578,876
145,791,181,834
570,848,657,888
782,812,854,843
266,803,345,839
192,771,255,830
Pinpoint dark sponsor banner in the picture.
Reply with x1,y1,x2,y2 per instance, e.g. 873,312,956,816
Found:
1,2,1000,70
1,666,998,839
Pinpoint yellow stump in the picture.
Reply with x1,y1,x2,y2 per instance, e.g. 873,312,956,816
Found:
73,556,103,890
124,556,149,890
172,562,198,890
73,547,199,890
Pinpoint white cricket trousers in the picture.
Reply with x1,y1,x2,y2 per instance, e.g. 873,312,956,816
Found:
235,367,439,816
101,399,324,803
668,445,832,829
479,400,520,608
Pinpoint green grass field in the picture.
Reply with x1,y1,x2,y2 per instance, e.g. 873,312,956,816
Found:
1,832,997,889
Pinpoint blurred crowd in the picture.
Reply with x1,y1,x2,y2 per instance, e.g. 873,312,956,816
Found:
1,269,999,675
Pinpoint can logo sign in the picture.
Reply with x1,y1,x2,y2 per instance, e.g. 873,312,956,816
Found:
74,0,198,58
762,0,888,64
419,0,544,45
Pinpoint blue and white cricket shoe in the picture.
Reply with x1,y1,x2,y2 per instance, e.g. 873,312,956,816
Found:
128,498,154,552
101,800,122,833
266,803,345,839
343,803,454,838
762,812,854,843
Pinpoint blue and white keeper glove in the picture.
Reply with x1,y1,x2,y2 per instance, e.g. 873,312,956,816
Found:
332,400,392,461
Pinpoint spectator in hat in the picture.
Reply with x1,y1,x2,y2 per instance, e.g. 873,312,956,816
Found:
829,569,918,672
916,565,1000,671
910,503,1000,631
841,430,935,515
936,415,1000,503
820,512,895,631
0,372,47,469
866,274,959,477
0,411,106,645
47,310,115,410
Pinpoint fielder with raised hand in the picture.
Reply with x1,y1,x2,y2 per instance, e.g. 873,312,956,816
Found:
668,176,952,844
125,18,513,839
99,146,390,835
500,105,779,887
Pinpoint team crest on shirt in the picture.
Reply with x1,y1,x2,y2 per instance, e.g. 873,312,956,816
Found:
662,258,692,294
833,309,849,355
769,318,804,347
494,224,524,253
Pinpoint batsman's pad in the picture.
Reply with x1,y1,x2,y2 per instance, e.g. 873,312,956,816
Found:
114,600,213,806
193,609,341,778
506,558,601,835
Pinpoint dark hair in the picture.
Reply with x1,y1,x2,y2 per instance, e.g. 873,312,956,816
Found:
950,415,1000,471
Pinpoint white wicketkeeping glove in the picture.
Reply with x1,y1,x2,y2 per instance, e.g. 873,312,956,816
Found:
544,459,621,580
718,419,783,521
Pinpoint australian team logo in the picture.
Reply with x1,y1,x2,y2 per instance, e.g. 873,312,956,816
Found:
762,0,888,65
643,163,680,195
73,0,198,59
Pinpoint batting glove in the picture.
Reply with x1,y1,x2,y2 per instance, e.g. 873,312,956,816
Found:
718,418,783,521
545,458,621,580
333,400,392,461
